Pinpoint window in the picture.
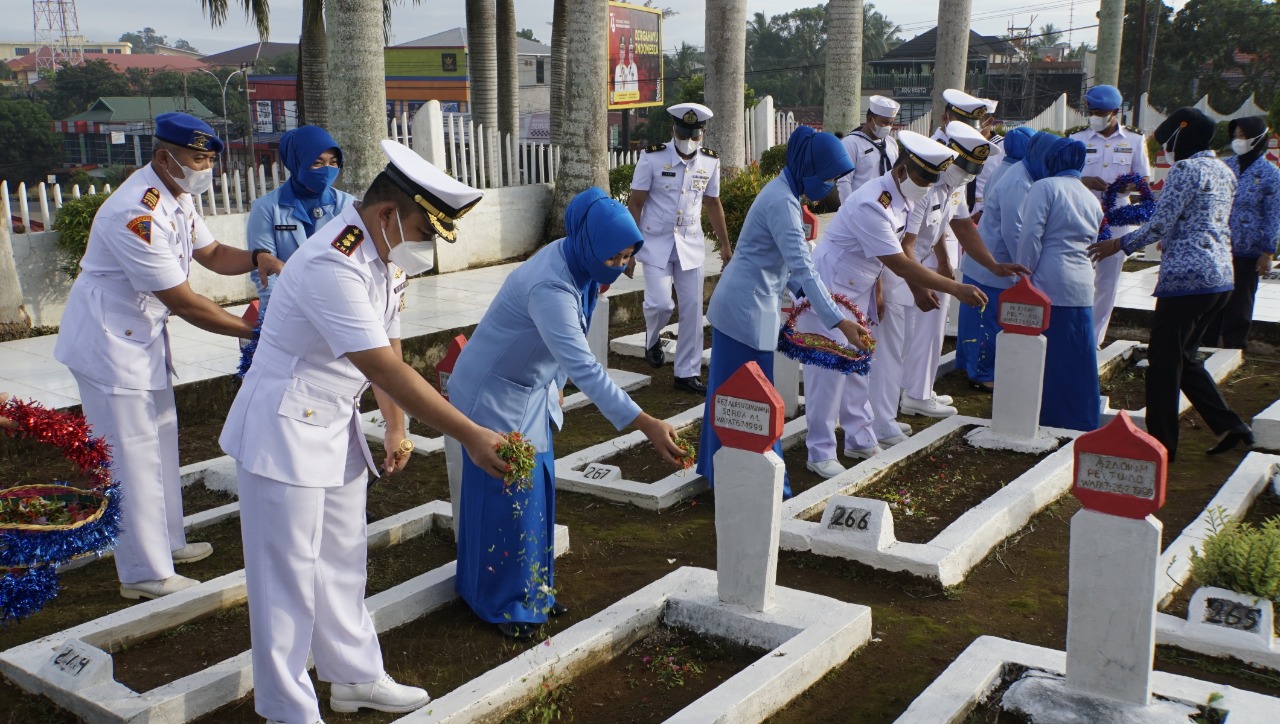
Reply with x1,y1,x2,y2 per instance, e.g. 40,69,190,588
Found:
14,47,29,56
536,58,545,84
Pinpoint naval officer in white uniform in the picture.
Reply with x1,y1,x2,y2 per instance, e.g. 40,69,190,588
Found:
626,102,731,394
836,95,901,202
54,113,284,600
219,141,508,724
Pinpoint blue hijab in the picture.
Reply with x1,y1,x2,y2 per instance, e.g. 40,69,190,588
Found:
562,187,643,320
1023,131,1063,182
1044,137,1087,178
279,125,342,228
782,125,853,201
1001,127,1036,164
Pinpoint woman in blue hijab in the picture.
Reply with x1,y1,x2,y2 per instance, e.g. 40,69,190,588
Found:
1016,136,1104,431
246,125,355,322
447,188,683,639
699,126,868,497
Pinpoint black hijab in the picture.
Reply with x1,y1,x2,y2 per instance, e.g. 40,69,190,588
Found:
1154,107,1216,162
1229,115,1269,171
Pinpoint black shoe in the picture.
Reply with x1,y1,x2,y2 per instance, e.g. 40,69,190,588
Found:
497,622,536,639
967,379,994,393
549,601,569,617
674,376,707,395
645,342,665,368
1207,424,1254,456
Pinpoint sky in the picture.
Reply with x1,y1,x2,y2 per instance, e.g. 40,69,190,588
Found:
42,1,1189,57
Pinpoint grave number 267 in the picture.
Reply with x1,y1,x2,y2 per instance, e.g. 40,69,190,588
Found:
828,505,870,531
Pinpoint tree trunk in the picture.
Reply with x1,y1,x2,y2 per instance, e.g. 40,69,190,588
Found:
497,0,519,140
824,0,864,135
550,0,567,146
704,0,748,174
466,0,499,184
547,0,608,239
931,0,972,129
1095,0,1125,87
298,0,329,128
326,0,387,193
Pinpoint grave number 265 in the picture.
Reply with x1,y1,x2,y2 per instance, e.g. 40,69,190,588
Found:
828,505,870,531
1204,597,1262,632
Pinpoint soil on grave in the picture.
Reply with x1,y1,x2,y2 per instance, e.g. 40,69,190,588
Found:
503,625,765,724
799,427,1053,543
4,323,1280,723
593,420,701,484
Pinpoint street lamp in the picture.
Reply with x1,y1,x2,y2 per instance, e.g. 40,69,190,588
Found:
196,66,247,171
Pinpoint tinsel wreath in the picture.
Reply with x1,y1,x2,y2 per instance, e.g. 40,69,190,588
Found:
777,294,876,376
1096,173,1156,242
0,397,121,622
236,325,261,380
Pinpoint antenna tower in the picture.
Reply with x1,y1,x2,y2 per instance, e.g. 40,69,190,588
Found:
33,0,85,73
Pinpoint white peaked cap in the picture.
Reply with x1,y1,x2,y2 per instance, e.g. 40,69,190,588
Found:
667,102,713,128
943,122,993,171
941,88,988,121
899,130,958,176
379,139,484,242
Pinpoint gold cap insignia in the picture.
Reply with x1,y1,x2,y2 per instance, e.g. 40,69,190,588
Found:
683,110,698,124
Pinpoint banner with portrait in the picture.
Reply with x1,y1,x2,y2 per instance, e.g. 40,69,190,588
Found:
608,2,663,110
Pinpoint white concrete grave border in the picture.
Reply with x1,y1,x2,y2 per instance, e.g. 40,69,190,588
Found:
393,566,871,724
554,404,809,511
895,635,1280,723
1252,398,1280,450
779,416,1083,587
5,502,571,724
611,318,712,365
1098,343,1243,428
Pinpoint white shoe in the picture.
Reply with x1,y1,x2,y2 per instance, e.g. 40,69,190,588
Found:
805,459,846,478
330,672,429,714
900,395,957,418
933,393,954,406
897,422,913,436
878,434,909,448
843,445,884,460
171,542,212,564
120,574,200,600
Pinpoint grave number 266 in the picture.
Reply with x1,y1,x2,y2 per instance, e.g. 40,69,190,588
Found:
828,505,870,531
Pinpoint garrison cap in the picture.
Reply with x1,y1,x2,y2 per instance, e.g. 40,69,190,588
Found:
942,89,988,125
943,121,992,175
899,130,957,181
668,102,713,129
1085,85,1124,111
379,139,483,243
867,95,901,119
154,112,223,153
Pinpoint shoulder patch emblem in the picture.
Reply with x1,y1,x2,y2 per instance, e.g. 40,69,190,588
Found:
141,187,161,210
331,225,364,256
878,191,892,209
126,215,153,244
699,147,719,158
645,143,667,153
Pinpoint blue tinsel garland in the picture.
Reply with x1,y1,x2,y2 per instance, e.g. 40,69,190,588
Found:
1096,173,1156,242
0,483,122,570
236,325,262,380
777,332,874,376
0,566,60,624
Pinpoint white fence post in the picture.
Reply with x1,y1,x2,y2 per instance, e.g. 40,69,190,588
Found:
233,172,244,213
71,184,81,199
17,183,30,232
246,165,257,204
412,100,448,168
37,183,51,231
0,181,11,236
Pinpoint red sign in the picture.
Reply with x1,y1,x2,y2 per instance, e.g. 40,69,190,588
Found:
711,361,784,453
802,206,818,241
1072,410,1168,519
608,2,663,110
435,334,467,400
997,276,1052,335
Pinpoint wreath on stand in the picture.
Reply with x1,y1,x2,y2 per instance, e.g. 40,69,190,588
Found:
1096,173,1156,242
0,397,121,622
777,294,877,376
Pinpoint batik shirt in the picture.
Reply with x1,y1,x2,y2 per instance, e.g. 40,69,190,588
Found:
1224,155,1280,260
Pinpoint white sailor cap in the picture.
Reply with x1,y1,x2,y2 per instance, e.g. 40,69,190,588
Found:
899,130,957,181
943,121,992,174
379,139,484,243
668,102,713,129
942,88,988,124
867,95,901,119
982,98,999,115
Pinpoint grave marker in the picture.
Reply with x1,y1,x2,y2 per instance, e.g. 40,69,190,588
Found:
437,334,467,539
979,278,1055,449
580,463,621,483
586,296,610,368
816,496,894,551
36,639,111,691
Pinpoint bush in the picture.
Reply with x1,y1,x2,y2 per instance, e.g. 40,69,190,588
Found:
609,163,635,204
759,144,787,177
53,190,112,279
1189,507,1280,603
703,162,773,253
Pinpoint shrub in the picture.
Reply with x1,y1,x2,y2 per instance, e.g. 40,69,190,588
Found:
609,163,635,204
53,190,112,279
759,144,787,177
703,162,773,253
1189,507,1280,603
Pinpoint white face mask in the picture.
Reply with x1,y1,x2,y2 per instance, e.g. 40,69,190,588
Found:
164,153,213,196
674,137,701,155
384,212,435,276
873,124,892,140
943,165,974,189
898,171,930,203
1232,132,1267,157
1088,115,1113,133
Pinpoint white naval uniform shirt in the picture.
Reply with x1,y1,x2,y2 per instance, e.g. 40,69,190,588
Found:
219,205,406,488
631,143,721,270
836,129,900,203
816,173,913,300
882,180,971,305
1069,125,1152,207
972,133,1005,213
54,164,214,390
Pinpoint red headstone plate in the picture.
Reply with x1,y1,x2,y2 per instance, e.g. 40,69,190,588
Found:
1072,410,1168,519
435,334,467,400
711,361,784,454
801,205,818,241
998,276,1052,335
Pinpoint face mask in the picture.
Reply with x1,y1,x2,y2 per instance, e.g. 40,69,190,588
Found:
873,124,892,140
298,165,340,195
165,153,214,196
384,212,435,276
898,171,930,203
943,165,974,188
1161,125,1183,155
674,137,700,155
1088,115,1113,133
802,177,834,202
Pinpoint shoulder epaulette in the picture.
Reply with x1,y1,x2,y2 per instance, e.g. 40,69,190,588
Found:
699,147,719,158
331,225,364,256
645,143,666,153
141,187,160,210
878,191,892,209
1125,126,1144,135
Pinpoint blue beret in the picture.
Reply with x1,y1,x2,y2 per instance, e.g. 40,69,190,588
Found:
1085,85,1123,111
154,112,224,153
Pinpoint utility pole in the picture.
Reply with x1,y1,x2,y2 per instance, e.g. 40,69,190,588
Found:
243,63,255,171
1095,0,1124,86
932,0,973,129
1133,0,1147,127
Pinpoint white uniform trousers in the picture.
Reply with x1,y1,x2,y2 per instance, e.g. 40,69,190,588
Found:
901,294,952,401
238,452,383,724
72,372,184,584
1091,247,1126,348
643,254,706,379
869,301,910,440
804,284,879,460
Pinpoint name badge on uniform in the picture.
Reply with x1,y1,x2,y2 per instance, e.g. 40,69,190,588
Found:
1085,147,1098,154
661,171,677,177
393,281,408,294
864,148,875,154
1116,146,1133,154
274,224,298,231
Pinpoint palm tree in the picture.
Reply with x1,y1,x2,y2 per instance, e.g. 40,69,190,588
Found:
705,0,748,174
862,4,902,61
327,0,387,193
497,0,519,183
548,0,608,238
1033,23,1064,51
825,0,864,134
298,1,327,127
466,0,498,135
550,0,567,146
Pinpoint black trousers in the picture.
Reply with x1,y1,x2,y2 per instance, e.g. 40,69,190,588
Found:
1201,256,1260,349
1146,292,1243,461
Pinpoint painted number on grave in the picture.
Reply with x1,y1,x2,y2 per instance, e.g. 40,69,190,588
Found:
1076,452,1157,499
1204,597,1263,633
438,371,451,399
51,645,92,677
714,396,771,435
827,505,871,532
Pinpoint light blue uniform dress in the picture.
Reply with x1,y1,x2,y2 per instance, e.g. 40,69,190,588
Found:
448,189,644,625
